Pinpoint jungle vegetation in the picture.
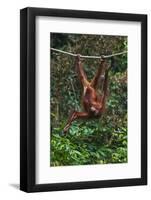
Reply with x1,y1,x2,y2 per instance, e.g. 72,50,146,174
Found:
50,33,127,166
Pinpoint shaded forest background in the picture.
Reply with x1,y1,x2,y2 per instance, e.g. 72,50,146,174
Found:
50,33,127,166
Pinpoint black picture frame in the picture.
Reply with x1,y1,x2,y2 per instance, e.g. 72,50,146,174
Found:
20,7,147,192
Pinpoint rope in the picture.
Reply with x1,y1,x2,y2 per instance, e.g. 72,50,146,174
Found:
50,47,127,59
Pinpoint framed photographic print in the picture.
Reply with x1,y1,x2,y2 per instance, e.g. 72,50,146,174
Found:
20,7,147,192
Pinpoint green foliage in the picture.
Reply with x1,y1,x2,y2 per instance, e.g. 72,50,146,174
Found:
50,33,127,166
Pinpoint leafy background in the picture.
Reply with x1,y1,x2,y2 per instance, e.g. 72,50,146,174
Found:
50,33,127,166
